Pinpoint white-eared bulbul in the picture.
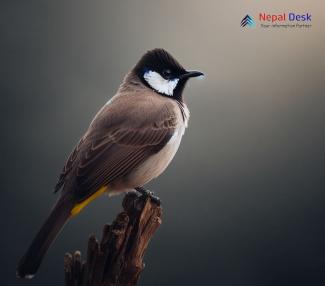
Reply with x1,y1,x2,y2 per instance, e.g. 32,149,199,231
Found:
17,48,203,278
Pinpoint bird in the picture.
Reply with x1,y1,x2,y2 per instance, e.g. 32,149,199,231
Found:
17,48,203,279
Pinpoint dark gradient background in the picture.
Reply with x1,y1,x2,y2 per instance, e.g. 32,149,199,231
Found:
2,1,325,286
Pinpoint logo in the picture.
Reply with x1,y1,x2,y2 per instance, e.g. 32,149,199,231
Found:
241,15,255,27
241,13,312,29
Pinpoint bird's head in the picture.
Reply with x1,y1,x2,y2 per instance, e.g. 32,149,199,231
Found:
134,49,204,101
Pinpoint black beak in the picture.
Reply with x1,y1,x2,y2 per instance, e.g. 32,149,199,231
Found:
180,70,204,80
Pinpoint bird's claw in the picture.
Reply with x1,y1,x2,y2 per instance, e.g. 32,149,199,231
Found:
135,187,161,206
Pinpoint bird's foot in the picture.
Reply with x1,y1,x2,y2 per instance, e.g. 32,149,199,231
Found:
135,187,161,206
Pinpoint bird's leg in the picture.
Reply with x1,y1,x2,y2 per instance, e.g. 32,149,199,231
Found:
135,187,161,206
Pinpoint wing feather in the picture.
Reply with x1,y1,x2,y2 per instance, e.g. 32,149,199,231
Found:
54,97,179,202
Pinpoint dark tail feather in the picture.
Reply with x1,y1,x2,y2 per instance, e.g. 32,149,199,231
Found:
17,199,73,279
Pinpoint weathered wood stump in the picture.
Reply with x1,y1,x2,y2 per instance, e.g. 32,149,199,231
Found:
64,192,162,286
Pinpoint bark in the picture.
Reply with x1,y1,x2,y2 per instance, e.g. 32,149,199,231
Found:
64,192,162,286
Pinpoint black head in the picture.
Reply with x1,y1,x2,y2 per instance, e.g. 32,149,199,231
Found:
134,49,203,101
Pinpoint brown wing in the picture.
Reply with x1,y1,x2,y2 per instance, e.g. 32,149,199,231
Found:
54,136,85,193
54,95,178,202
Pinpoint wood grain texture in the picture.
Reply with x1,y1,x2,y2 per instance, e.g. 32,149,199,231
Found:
64,192,162,286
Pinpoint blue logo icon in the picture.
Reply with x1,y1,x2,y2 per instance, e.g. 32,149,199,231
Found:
241,15,255,27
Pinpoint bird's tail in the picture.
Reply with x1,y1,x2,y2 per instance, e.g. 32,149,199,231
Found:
16,198,73,279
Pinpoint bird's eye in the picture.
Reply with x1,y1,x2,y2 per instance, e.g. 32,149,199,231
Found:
162,69,172,78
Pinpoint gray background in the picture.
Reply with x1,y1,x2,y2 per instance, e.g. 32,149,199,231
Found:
2,1,325,285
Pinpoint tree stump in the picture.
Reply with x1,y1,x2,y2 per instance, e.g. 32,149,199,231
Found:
64,192,162,286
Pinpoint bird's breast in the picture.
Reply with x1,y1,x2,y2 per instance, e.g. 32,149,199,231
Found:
125,124,186,188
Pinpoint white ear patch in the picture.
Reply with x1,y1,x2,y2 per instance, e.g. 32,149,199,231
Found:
143,70,179,96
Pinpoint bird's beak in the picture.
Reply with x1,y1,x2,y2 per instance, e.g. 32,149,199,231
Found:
180,70,204,80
